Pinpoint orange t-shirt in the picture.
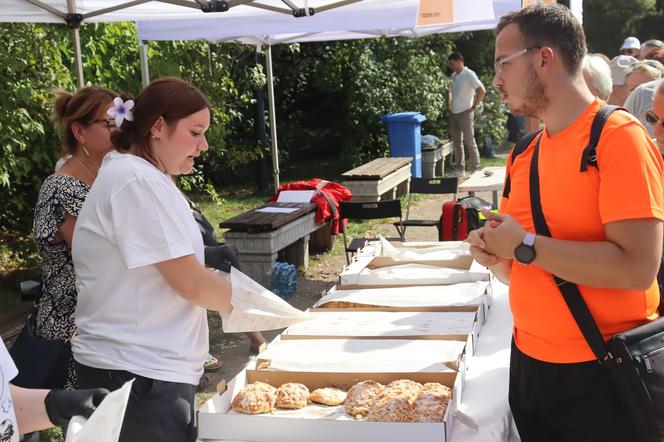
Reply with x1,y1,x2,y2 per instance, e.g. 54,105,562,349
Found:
502,99,664,363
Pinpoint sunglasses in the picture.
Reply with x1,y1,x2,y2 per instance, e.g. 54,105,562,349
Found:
645,110,664,129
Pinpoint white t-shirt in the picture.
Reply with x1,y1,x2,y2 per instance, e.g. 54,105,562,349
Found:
624,79,662,138
450,67,483,114
0,342,19,442
71,151,208,385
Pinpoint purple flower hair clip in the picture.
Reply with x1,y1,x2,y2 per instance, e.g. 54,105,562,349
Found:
107,97,134,127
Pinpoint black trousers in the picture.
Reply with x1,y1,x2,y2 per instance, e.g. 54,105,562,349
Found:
509,339,641,442
75,362,197,442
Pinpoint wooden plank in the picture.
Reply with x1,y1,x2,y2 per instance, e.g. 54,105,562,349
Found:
342,157,412,180
219,202,316,233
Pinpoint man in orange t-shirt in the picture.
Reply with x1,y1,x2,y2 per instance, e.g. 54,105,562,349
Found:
468,4,664,441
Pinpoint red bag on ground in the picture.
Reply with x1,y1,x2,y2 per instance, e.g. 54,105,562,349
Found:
439,197,493,241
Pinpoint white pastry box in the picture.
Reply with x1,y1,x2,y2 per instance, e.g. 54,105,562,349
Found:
338,257,490,288
315,280,493,325
197,369,461,442
280,310,483,356
253,337,467,374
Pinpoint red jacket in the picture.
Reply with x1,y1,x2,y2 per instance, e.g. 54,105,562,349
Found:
269,179,352,234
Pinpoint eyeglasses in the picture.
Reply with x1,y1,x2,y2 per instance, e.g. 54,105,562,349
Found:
93,119,117,133
645,110,664,129
494,46,542,75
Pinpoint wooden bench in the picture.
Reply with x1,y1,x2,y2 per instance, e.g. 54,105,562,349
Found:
220,202,324,288
342,157,412,202
422,141,452,178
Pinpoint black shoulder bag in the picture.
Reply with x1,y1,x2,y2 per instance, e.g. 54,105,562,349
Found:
9,304,70,389
528,128,664,440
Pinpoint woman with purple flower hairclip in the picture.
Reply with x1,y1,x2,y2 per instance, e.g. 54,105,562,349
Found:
70,77,234,442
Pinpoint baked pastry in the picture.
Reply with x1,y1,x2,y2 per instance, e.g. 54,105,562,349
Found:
408,384,452,423
344,380,385,417
386,379,423,403
231,382,277,415
275,383,310,409
309,387,347,406
366,392,412,422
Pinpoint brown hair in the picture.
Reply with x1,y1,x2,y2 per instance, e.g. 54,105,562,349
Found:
111,77,211,165
51,86,117,155
495,3,586,75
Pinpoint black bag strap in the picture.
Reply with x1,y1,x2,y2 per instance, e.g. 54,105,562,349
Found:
528,135,611,362
503,129,542,199
579,105,626,172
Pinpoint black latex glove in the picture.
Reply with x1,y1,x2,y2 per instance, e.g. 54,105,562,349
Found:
205,244,241,273
44,388,109,428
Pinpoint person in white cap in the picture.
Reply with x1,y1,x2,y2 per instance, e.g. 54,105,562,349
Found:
608,55,638,105
620,36,641,58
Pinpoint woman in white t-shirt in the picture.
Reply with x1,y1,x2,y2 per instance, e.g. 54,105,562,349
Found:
71,77,233,442
0,341,107,441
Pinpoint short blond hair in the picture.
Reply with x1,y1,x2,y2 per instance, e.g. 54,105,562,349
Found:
626,62,663,82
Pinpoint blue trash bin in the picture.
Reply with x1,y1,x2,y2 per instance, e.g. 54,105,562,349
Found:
380,112,427,177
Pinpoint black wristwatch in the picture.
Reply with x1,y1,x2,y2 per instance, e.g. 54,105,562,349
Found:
514,232,536,265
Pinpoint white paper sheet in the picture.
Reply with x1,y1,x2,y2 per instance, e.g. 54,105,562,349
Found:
276,190,316,203
283,311,476,337
219,268,311,332
378,235,470,260
258,339,466,372
342,263,489,286
255,207,299,214
65,379,133,442
314,282,489,308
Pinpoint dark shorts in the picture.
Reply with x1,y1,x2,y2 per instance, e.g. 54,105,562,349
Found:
75,361,196,442
509,339,641,442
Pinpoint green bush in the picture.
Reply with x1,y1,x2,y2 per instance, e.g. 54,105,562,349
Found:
0,23,507,239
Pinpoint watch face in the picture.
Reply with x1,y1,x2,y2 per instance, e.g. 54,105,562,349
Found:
515,244,536,264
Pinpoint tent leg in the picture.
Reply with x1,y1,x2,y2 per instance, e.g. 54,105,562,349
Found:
71,28,84,88
255,46,270,194
68,0,84,88
266,45,280,191
139,39,150,87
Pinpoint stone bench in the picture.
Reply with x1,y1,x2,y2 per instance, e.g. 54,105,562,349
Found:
342,157,412,202
221,203,325,287
422,141,452,178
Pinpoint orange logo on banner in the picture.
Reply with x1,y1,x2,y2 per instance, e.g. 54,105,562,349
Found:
522,0,556,6
417,0,453,26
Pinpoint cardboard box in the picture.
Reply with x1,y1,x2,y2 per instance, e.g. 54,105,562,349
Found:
198,369,461,442
317,281,493,325
338,258,490,288
281,310,483,356
253,337,467,373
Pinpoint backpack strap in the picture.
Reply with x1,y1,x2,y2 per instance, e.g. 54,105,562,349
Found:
579,105,627,172
503,129,542,199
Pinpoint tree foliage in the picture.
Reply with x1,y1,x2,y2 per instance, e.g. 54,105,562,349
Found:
0,22,506,236
584,0,664,56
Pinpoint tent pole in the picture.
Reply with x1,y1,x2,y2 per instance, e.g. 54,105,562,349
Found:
266,45,280,191
139,39,150,87
72,28,84,88
68,0,84,88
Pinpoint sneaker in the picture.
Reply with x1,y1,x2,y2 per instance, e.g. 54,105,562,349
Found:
468,167,481,175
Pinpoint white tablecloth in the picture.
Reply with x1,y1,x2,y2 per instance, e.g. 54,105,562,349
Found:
451,280,520,442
